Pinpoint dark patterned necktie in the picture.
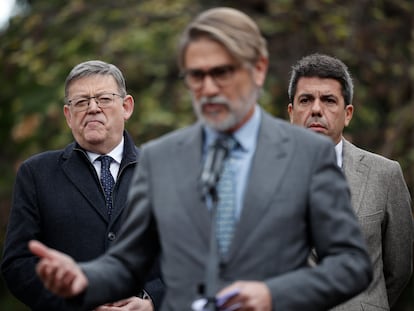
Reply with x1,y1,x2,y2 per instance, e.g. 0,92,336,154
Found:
215,136,237,256
98,155,115,218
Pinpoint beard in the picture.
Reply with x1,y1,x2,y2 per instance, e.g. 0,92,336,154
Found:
192,88,259,132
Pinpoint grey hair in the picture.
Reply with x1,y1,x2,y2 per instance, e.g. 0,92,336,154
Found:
288,53,354,106
177,7,268,72
64,60,127,102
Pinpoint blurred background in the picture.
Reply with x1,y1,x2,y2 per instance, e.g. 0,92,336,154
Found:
0,0,413,310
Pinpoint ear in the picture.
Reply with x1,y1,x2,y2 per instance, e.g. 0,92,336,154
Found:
252,56,269,87
63,105,73,129
122,95,134,121
344,104,354,127
287,103,294,122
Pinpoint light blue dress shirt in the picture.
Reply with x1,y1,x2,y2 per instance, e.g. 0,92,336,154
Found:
202,105,261,219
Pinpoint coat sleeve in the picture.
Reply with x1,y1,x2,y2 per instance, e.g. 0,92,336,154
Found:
382,161,414,306
142,256,165,311
264,139,373,310
1,162,69,310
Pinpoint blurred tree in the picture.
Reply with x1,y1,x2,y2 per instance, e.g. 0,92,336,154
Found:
1,0,413,310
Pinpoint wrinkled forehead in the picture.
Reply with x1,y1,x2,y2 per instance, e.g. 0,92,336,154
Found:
295,77,343,96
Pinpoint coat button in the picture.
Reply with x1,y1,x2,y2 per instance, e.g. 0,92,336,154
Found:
107,232,116,241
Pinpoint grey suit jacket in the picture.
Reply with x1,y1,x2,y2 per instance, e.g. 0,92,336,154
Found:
331,139,414,311
76,110,372,311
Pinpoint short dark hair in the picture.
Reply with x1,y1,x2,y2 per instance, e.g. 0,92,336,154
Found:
288,53,353,106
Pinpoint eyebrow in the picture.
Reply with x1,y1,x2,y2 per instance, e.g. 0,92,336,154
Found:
185,63,236,71
69,91,117,97
297,93,314,99
298,93,338,99
320,94,338,100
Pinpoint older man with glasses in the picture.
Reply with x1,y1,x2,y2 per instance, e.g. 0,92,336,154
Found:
1,60,164,311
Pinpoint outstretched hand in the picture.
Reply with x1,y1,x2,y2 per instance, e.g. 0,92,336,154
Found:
29,240,88,297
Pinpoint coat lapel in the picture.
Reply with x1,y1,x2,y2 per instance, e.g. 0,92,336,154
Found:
342,139,369,215
173,124,212,245
61,146,109,222
229,113,292,257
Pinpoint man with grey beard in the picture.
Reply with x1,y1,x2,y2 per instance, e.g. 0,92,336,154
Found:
29,7,372,311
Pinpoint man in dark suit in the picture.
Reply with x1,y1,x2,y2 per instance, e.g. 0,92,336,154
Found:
28,8,372,311
287,53,414,310
1,60,164,310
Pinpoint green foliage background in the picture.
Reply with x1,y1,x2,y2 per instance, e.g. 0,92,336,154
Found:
1,0,413,309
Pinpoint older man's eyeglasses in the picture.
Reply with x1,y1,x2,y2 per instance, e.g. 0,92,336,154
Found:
67,93,124,112
181,64,239,90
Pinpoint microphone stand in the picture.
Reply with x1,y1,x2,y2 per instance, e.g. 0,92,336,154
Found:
200,138,230,311
203,189,220,311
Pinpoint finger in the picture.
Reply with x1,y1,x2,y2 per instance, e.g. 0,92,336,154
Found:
217,286,241,308
30,240,71,263
57,269,77,293
29,240,53,259
217,282,242,297
36,257,86,297
221,302,242,311
220,295,245,311
36,258,61,289
70,270,88,295
54,271,85,297
107,298,129,307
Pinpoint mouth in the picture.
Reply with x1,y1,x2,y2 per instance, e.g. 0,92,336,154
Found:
307,123,326,132
85,120,104,127
202,103,226,115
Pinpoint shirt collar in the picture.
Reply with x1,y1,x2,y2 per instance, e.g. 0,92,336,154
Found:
335,139,343,168
87,136,124,164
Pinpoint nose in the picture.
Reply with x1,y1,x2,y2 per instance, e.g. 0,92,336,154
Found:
199,75,220,97
87,97,101,112
311,99,322,116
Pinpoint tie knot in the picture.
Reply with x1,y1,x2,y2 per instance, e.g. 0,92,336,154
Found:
216,135,237,153
98,155,114,167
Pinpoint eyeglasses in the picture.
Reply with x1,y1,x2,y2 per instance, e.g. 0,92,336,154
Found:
67,93,124,112
181,64,239,90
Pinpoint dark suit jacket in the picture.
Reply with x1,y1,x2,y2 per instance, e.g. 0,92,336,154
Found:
1,131,164,310
70,110,372,310
330,139,414,311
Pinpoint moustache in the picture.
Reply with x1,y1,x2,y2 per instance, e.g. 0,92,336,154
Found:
305,117,327,128
199,96,229,107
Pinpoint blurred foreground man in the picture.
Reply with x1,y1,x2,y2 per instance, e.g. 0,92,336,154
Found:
288,53,414,310
28,8,372,311
1,60,164,310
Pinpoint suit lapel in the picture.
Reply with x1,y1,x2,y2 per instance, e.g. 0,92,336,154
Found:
173,124,212,245
229,114,292,257
61,148,109,222
342,139,369,215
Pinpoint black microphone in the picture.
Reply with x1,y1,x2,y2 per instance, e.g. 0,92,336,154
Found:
200,137,231,202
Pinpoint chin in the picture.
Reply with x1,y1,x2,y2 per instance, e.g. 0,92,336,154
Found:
309,128,327,135
204,117,237,132
84,133,105,144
